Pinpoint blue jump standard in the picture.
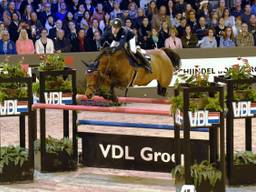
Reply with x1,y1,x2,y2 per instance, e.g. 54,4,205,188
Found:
78,120,211,132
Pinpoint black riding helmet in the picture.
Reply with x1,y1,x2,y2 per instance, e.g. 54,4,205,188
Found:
111,18,122,28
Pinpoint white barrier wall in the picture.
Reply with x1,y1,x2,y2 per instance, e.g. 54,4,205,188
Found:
143,56,256,87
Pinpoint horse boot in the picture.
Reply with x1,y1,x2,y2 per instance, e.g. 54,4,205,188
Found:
135,51,152,73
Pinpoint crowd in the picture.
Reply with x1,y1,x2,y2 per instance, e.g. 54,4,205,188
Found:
0,0,255,55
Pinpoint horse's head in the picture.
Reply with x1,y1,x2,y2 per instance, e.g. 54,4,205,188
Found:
83,60,100,99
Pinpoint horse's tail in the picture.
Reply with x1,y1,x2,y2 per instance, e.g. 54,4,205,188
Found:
161,48,181,70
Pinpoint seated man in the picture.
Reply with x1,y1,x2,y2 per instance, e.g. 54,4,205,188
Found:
100,18,152,72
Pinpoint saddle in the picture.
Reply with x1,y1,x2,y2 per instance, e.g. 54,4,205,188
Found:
125,48,152,73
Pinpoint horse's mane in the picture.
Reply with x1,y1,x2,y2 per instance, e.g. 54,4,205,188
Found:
95,47,124,61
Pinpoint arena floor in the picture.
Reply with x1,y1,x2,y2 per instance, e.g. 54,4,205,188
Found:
0,103,256,192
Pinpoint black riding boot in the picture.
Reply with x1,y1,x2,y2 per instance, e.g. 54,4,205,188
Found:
135,51,152,73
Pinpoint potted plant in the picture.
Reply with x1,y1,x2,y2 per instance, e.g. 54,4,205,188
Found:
34,136,76,172
172,161,222,192
0,57,28,101
172,67,222,114
0,146,33,182
224,57,256,101
32,54,73,96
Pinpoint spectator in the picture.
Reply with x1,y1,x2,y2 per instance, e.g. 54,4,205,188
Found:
215,17,226,46
103,0,114,14
197,1,211,25
68,0,79,14
29,12,42,41
248,14,256,32
182,25,198,48
16,29,34,54
187,10,197,32
196,16,208,40
147,28,161,49
165,27,183,49
152,5,170,30
85,0,94,16
171,12,182,28
146,0,158,21
185,3,195,19
54,29,71,53
177,17,187,38
167,0,175,19
223,8,235,27
8,13,22,42
74,4,85,23
35,28,54,54
252,0,256,15
55,2,67,21
158,20,170,48
231,0,243,17
0,30,16,54
232,16,242,37
236,23,254,47
128,2,138,20
80,11,91,33
140,0,151,10
99,13,111,32
22,4,33,21
67,21,78,51
87,30,101,51
209,11,219,28
38,3,54,27
63,12,75,32
125,18,133,30
198,28,217,48
49,19,63,40
241,4,251,23
219,27,236,48
92,3,104,22
134,8,145,28
87,18,102,43
110,1,123,20
0,22,6,40
45,15,55,32
3,1,19,26
138,17,151,49
216,0,226,18
175,0,186,15
76,29,87,52
19,0,38,16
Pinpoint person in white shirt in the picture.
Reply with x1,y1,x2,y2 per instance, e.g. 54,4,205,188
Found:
35,28,54,54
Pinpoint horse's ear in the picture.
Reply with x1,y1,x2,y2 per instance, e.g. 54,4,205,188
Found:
81,60,89,67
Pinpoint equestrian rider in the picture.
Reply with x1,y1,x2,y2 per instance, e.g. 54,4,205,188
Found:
100,18,152,72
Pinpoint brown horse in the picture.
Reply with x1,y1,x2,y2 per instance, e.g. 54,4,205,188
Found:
84,47,180,100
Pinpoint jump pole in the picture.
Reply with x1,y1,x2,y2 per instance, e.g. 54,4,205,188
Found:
32,103,170,116
77,95,171,105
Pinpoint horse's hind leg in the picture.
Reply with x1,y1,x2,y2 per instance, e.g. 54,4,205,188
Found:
157,81,167,96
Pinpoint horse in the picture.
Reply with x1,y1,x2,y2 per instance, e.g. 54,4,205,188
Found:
84,47,181,100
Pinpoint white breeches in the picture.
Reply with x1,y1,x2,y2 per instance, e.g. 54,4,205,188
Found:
129,37,137,53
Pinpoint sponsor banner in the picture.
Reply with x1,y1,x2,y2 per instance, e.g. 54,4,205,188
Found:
141,56,256,87
81,132,209,172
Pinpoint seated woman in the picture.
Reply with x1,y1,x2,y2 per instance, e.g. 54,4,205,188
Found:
198,28,217,48
181,25,198,48
165,27,183,49
219,27,236,48
16,29,35,54
35,28,54,54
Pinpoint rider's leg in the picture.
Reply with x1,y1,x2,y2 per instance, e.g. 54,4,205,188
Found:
129,37,152,72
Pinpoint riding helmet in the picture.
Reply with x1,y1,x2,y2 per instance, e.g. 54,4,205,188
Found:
111,18,122,28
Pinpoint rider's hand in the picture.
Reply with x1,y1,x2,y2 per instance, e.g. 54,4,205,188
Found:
111,48,116,53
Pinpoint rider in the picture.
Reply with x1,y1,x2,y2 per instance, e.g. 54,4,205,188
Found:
100,18,152,72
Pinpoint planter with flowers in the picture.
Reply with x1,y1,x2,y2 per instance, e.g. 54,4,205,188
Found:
215,57,256,185
0,57,34,182
173,67,225,192
33,54,77,172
